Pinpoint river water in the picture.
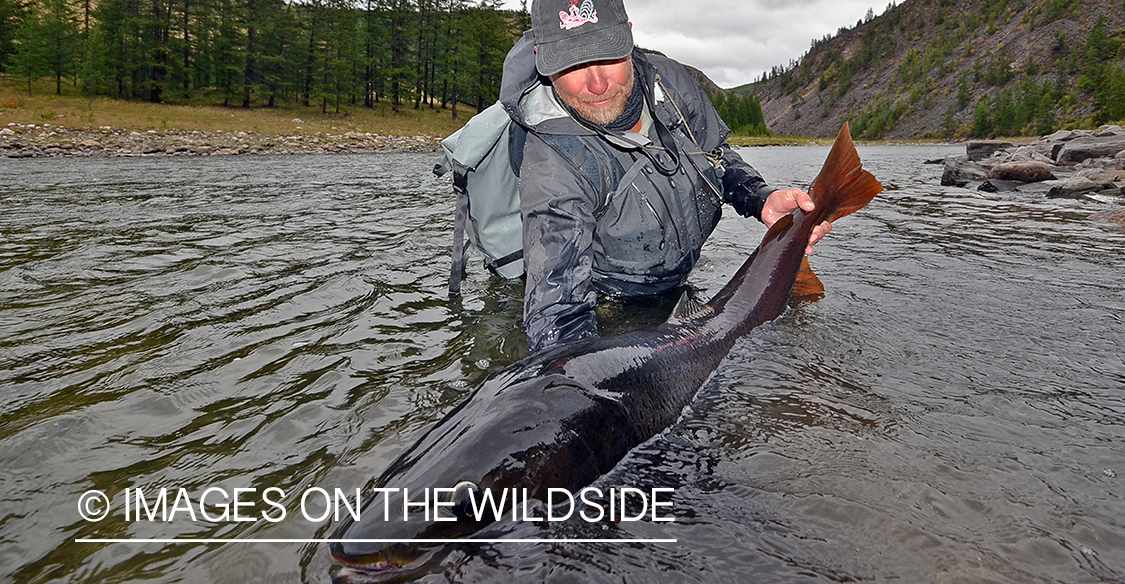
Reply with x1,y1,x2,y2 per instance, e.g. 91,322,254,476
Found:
1,145,1122,584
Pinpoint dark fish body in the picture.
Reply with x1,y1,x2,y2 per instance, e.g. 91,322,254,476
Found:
329,124,882,579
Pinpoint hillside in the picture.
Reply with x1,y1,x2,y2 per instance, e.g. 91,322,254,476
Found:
737,0,1125,139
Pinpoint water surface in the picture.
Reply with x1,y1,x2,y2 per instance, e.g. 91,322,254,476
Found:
1,146,1122,583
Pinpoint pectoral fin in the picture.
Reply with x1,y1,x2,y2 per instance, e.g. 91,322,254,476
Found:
667,290,710,325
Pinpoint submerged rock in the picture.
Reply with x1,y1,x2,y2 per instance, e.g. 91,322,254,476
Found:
1091,209,1125,225
1010,181,1057,196
978,179,1022,193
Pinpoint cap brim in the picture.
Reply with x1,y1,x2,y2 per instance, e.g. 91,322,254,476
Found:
535,23,633,77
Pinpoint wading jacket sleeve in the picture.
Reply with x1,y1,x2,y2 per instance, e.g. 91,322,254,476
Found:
519,130,602,352
507,43,776,353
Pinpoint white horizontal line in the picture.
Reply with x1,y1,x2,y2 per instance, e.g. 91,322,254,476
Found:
75,538,677,544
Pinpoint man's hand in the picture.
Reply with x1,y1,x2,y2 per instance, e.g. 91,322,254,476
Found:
761,188,831,255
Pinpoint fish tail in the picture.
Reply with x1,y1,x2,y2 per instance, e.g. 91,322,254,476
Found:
809,123,883,223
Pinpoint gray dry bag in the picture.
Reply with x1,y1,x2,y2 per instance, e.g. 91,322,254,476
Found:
434,102,527,297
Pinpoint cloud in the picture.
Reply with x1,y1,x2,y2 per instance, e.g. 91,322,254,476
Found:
511,0,883,88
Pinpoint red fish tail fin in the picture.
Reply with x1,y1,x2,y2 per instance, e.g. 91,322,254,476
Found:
809,123,883,223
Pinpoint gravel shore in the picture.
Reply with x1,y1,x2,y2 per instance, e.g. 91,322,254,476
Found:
1,122,442,158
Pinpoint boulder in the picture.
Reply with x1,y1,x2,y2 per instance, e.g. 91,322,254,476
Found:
941,156,992,187
1051,142,1068,160
1047,178,1104,198
1056,136,1125,165
987,161,1056,182
967,140,1015,161
1006,144,1055,163
1046,170,1123,199
1076,168,1124,184
1095,125,1124,137
1075,156,1122,171
1043,130,1073,142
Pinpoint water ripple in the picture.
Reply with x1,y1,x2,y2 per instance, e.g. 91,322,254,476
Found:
2,147,1123,583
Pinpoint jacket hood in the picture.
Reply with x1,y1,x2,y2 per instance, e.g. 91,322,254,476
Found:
500,31,662,138
499,31,584,135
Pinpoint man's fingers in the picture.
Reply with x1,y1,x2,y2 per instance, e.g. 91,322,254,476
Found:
814,221,831,241
764,189,819,228
796,190,815,212
805,221,832,256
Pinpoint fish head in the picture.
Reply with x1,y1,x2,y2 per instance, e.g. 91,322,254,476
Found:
328,379,546,578
328,370,615,581
329,479,493,581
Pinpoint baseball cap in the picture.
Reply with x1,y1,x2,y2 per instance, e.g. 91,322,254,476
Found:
532,0,634,77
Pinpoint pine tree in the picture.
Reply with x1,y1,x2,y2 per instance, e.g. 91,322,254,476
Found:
40,0,80,94
5,0,520,111
11,3,48,94
439,0,471,119
385,0,416,112
0,0,27,70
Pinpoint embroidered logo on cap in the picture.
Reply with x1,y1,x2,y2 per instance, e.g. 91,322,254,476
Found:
559,0,598,30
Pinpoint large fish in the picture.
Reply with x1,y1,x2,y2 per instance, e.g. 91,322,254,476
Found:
329,123,882,581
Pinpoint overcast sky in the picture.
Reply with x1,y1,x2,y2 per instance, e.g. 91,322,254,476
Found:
501,0,889,88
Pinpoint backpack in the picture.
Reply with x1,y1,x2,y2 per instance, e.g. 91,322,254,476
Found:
434,102,528,297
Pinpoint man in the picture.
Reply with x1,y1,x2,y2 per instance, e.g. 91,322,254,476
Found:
499,0,831,353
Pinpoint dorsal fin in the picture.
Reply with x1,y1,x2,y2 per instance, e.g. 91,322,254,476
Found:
667,290,708,325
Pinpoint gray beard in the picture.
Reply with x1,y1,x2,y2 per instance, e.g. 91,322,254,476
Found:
557,73,635,126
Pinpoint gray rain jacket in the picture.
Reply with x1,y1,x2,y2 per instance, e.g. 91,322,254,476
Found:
499,32,777,353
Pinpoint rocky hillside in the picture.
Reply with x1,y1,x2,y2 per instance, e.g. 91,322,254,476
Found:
738,0,1125,139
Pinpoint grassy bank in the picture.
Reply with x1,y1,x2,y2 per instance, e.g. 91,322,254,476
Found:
727,135,833,147
725,133,972,147
4,75,984,155
0,75,472,138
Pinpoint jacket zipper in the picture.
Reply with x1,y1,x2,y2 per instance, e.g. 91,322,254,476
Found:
634,183,668,251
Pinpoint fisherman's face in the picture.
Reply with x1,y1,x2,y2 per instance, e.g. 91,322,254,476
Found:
549,55,634,126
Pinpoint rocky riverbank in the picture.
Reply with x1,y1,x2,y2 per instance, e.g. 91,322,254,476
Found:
1,122,441,158
939,125,1125,201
